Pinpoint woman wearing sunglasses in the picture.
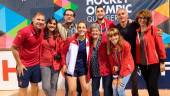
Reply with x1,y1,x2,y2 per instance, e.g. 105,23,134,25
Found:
136,9,166,96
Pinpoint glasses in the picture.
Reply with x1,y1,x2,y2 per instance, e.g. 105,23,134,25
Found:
138,17,147,20
65,14,74,17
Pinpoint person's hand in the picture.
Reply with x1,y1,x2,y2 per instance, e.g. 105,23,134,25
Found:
128,19,134,23
113,66,119,72
157,28,163,36
61,65,67,73
112,79,118,86
160,62,165,72
16,64,27,77
118,77,122,87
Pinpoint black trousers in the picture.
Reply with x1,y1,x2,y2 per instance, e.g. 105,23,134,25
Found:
130,65,139,96
139,64,160,96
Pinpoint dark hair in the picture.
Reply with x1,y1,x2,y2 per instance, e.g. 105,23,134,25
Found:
77,20,87,28
44,17,59,40
96,5,104,9
136,9,152,26
96,5,104,11
63,9,76,17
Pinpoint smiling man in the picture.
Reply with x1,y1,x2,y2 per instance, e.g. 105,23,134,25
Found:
11,12,45,96
116,8,139,96
95,5,115,33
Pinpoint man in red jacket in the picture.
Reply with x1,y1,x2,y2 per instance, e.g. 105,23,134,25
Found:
95,5,115,33
11,12,45,96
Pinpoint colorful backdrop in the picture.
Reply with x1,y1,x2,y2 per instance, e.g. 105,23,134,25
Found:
0,0,170,89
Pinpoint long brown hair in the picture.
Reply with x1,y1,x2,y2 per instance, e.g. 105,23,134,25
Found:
44,17,59,40
107,28,124,55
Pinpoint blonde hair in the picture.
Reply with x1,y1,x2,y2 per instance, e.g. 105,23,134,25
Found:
107,28,123,55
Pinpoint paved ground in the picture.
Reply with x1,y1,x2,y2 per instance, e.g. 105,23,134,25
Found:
0,89,170,96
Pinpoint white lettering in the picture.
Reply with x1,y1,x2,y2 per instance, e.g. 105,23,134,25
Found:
86,16,97,22
124,0,128,3
86,0,93,5
103,0,109,5
110,0,117,3
126,4,132,13
94,0,103,5
117,0,122,3
105,5,116,14
86,6,95,15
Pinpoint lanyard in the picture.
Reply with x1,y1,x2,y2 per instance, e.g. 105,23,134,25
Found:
99,20,107,33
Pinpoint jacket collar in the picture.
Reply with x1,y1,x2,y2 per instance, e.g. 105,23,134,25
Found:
136,24,152,33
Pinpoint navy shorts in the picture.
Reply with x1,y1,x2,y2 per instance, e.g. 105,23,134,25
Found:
17,64,41,88
66,68,87,77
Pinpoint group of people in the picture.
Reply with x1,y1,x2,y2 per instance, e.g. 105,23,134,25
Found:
11,5,166,96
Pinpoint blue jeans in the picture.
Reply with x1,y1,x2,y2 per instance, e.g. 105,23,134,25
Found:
40,66,59,96
112,74,131,96
92,75,113,96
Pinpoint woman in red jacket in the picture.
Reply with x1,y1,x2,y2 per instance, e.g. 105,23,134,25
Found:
62,21,90,96
87,23,112,96
135,9,166,96
107,28,134,96
40,17,63,96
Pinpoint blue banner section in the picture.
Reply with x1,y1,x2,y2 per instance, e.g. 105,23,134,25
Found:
127,48,170,89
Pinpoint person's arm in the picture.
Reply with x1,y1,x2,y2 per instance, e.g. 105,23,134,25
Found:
11,45,27,77
61,38,71,73
57,23,67,40
152,26,166,72
119,41,134,77
11,29,28,76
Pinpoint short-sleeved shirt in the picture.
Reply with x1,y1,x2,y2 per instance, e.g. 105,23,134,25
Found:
13,24,43,67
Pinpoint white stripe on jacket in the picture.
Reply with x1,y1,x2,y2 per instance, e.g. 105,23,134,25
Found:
66,38,90,75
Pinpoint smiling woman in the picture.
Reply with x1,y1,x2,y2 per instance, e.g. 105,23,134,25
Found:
135,9,166,96
62,21,90,96
107,28,134,96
